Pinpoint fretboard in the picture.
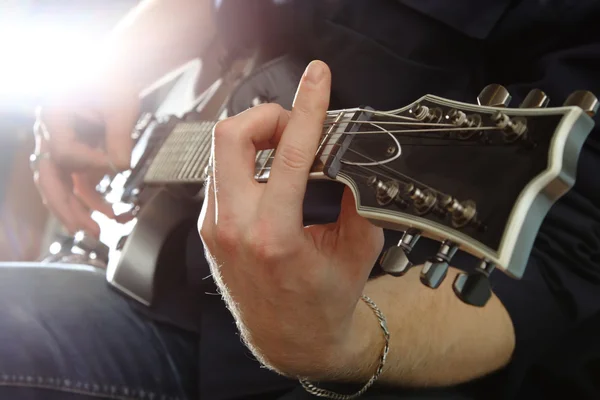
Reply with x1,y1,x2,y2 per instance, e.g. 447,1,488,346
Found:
144,121,215,184
143,109,358,185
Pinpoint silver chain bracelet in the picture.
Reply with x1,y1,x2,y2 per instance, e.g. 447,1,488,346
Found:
299,294,390,399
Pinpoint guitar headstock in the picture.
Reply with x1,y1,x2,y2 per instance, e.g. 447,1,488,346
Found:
323,85,597,306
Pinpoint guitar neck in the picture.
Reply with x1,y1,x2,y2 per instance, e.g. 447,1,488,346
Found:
143,120,216,185
142,109,361,185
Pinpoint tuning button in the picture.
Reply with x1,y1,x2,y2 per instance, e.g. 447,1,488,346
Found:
420,240,459,289
563,90,599,117
519,89,550,108
477,84,512,108
453,260,495,307
380,228,421,276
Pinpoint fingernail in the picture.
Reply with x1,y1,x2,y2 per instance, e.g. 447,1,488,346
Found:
304,61,325,84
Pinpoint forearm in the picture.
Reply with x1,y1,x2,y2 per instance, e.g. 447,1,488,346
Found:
101,0,216,92
309,267,515,387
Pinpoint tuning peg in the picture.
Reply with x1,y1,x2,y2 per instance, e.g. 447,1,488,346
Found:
367,176,400,206
420,240,459,289
380,229,421,276
477,84,512,108
563,90,599,117
519,89,550,108
452,260,495,307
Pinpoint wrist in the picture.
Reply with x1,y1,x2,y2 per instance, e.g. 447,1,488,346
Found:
305,297,386,382
344,297,387,379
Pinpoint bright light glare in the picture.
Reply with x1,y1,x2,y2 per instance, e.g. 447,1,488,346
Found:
49,241,62,255
74,230,85,242
0,17,104,105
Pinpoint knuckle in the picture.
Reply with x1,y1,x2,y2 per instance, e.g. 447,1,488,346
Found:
255,102,284,115
214,222,241,252
197,214,214,244
277,143,311,172
245,221,289,263
212,118,235,142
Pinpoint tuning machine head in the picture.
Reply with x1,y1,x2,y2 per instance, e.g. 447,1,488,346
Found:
453,260,495,307
420,240,458,289
563,90,599,117
380,229,421,276
519,89,550,108
477,84,512,108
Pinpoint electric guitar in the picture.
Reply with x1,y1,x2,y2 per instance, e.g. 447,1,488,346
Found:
78,57,598,309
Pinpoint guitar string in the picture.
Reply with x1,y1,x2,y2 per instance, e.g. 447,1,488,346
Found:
315,126,499,137
173,125,502,189
322,120,456,128
327,108,420,122
150,110,498,183
257,145,436,193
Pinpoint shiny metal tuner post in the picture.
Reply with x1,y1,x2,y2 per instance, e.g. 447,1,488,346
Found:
519,89,549,108
452,260,495,307
490,111,528,142
420,240,458,289
380,228,421,276
563,90,599,117
477,84,512,108
403,183,437,215
367,176,400,206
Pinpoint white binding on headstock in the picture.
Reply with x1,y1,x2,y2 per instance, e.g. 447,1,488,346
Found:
332,94,594,279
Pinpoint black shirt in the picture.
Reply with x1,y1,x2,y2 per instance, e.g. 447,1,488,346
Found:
187,1,600,398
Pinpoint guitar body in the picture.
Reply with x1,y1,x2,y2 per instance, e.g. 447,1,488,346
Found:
105,54,303,305
107,189,198,304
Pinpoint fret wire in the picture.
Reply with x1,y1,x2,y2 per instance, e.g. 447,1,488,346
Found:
156,130,178,180
181,122,211,179
327,108,419,122
257,149,275,177
190,122,214,179
188,122,212,178
187,122,212,180
175,126,193,179
257,145,435,193
316,111,345,158
177,126,196,179
179,122,203,179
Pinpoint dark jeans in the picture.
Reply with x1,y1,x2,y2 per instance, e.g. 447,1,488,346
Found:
0,263,475,400
0,263,198,400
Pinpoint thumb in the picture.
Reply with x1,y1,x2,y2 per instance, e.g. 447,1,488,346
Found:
337,187,385,264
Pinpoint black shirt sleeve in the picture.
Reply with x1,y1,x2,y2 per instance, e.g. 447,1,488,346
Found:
213,0,294,57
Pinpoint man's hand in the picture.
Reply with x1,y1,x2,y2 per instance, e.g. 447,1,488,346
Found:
198,60,385,377
33,0,218,237
34,82,139,237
